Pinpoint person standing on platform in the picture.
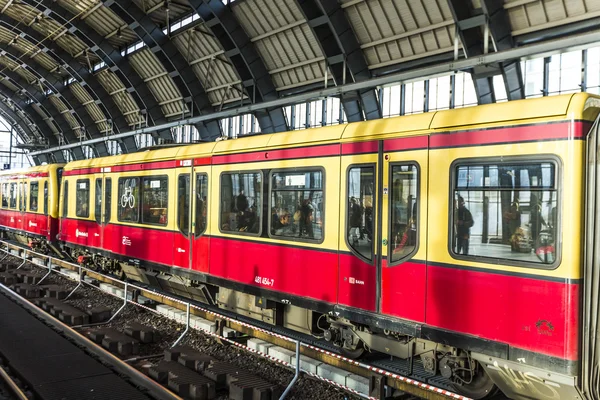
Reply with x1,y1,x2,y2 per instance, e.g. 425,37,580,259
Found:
456,196,474,255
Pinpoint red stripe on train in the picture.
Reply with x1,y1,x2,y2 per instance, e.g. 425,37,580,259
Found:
430,121,587,148
213,144,341,165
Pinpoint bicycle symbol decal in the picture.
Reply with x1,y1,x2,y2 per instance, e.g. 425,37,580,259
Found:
120,186,136,208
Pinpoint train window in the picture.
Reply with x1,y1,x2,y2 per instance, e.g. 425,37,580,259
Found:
95,179,102,224
104,178,111,224
195,174,208,237
62,181,68,216
19,182,27,212
9,183,16,209
118,177,139,223
269,169,324,242
75,179,90,218
141,176,168,226
43,182,48,216
347,165,374,260
220,172,262,235
451,160,559,266
178,174,190,235
30,182,39,212
1,183,7,208
389,164,419,264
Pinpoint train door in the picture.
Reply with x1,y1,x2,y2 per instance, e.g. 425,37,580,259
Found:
379,137,428,322
174,166,193,269
190,165,210,273
338,146,379,311
17,180,26,231
95,174,112,249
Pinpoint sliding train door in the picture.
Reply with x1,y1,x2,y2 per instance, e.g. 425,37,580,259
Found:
338,143,380,311
190,165,210,273
379,136,428,322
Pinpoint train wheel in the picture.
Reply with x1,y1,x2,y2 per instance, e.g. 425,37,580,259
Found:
340,344,365,359
451,362,498,399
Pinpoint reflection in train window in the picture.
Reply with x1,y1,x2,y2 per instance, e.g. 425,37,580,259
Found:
390,164,419,264
30,182,39,211
95,179,102,224
2,183,8,208
178,174,190,235
451,160,559,265
347,165,374,260
195,174,208,236
75,179,90,218
220,172,262,235
270,169,324,242
142,176,168,226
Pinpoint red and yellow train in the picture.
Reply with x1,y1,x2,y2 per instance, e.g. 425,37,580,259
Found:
2,92,600,399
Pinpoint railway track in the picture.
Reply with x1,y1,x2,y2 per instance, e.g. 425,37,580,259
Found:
0,240,504,400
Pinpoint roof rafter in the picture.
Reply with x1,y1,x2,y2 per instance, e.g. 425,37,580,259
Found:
189,0,288,134
297,0,381,122
105,0,221,140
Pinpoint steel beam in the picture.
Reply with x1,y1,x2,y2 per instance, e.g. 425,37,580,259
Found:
105,0,221,141
189,0,288,133
19,0,168,139
481,0,524,100
447,0,496,104
0,16,134,149
0,48,104,157
28,27,600,157
0,98,37,145
297,0,381,121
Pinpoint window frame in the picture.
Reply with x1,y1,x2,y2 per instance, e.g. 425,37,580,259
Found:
62,181,68,217
267,167,326,244
344,163,375,262
140,175,169,227
95,178,102,224
117,177,140,223
177,173,190,236
43,181,48,216
387,161,421,266
75,179,90,218
1,183,7,208
218,170,263,237
30,181,39,212
448,155,562,270
195,173,209,238
9,183,16,209
104,178,112,224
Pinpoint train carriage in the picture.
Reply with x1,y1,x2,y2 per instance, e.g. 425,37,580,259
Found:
0,164,63,252
6,92,600,399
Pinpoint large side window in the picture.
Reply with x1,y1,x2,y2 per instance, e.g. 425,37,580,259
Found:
9,183,16,209
118,177,139,223
104,178,112,224
347,165,374,260
75,179,90,218
451,159,559,265
62,181,68,216
95,178,102,224
270,169,324,241
390,164,419,263
43,182,48,216
178,174,190,235
141,176,168,226
1,183,7,208
195,174,208,236
220,172,262,235
30,182,39,211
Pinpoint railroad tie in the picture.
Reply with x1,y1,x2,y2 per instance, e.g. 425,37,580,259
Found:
15,271,41,285
0,272,15,285
10,283,41,298
39,284,69,300
124,321,160,343
149,360,216,399
87,306,112,323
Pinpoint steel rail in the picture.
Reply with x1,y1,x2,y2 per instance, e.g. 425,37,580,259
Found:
28,28,600,157
0,365,28,400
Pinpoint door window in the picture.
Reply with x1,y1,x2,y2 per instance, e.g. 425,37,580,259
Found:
346,165,374,260
389,164,419,264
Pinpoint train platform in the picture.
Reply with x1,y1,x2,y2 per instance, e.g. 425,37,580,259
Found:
0,288,149,400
